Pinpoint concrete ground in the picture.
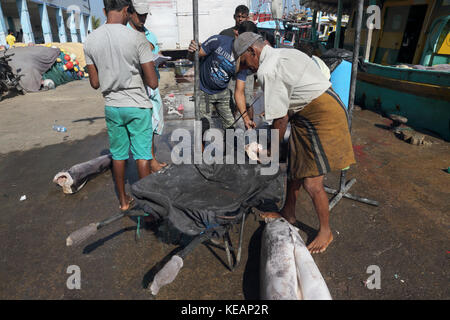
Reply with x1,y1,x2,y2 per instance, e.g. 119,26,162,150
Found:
0,72,448,300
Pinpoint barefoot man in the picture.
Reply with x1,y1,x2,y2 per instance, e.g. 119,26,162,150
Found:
234,33,355,253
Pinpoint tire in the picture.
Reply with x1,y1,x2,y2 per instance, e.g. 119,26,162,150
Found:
15,84,24,95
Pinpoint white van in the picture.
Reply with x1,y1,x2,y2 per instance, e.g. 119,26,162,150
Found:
145,0,251,51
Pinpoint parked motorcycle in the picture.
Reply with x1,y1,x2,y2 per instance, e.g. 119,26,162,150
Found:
0,49,24,101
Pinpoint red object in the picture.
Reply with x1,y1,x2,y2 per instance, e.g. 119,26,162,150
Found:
177,104,184,112
65,61,74,70
64,54,71,61
75,60,79,65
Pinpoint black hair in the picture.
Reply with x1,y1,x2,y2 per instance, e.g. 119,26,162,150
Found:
237,21,258,34
298,42,319,57
235,5,249,15
259,30,276,47
103,0,131,14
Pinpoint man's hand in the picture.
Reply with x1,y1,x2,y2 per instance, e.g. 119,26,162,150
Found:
243,116,256,129
187,40,206,61
86,64,100,89
188,40,199,53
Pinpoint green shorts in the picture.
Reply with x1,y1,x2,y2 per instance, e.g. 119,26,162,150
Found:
105,106,153,161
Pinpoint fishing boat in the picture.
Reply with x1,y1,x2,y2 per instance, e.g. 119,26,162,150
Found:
343,0,450,141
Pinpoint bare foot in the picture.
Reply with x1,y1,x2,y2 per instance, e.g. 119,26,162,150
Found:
307,228,333,254
119,195,134,212
150,159,167,173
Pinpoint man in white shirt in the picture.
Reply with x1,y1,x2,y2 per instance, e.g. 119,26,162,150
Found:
234,33,355,254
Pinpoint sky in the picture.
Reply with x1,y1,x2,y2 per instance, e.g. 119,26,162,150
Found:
89,0,106,24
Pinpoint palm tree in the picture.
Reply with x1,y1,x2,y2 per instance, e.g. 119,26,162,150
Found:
91,16,101,30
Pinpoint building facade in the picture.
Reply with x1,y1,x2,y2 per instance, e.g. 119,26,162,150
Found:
0,0,93,46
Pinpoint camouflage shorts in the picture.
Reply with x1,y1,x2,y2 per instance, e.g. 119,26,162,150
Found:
199,89,235,129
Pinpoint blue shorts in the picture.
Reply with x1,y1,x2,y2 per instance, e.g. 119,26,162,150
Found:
105,106,153,160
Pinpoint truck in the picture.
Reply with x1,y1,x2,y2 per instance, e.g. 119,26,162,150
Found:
144,0,252,51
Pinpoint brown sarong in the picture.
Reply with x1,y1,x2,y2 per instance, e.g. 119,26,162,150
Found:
288,88,355,180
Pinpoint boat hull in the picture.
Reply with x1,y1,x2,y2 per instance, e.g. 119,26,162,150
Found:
356,63,450,141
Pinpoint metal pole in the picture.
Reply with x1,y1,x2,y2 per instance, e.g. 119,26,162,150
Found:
325,0,379,211
348,0,364,132
193,0,200,121
311,9,317,42
335,0,343,49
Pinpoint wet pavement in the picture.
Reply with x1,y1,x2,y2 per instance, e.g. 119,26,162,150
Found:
0,72,449,300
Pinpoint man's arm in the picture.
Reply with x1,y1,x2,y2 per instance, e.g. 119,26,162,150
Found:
86,64,100,90
137,34,159,90
234,79,255,129
272,115,289,144
141,61,158,90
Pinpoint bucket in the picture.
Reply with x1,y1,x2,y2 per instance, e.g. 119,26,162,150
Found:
173,59,193,77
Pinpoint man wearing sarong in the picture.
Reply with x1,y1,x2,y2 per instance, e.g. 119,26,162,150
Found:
234,32,356,253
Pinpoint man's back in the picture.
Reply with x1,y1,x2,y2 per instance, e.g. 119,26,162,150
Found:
84,24,155,107
200,35,247,95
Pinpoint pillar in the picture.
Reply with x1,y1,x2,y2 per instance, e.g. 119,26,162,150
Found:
38,3,52,43
69,10,78,42
0,2,7,46
56,7,67,43
87,15,93,34
79,14,86,42
16,0,35,44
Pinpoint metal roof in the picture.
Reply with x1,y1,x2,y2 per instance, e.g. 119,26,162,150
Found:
299,1,355,14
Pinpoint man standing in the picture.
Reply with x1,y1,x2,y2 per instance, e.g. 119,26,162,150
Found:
84,0,158,211
233,33,356,253
220,5,250,38
127,0,167,172
187,33,248,130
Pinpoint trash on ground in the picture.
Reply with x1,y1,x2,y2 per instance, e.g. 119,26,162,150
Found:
19,195,26,201
52,125,67,132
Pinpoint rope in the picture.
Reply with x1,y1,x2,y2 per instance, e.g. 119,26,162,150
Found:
136,213,150,239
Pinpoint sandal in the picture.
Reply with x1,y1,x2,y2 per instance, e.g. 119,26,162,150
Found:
119,197,135,212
